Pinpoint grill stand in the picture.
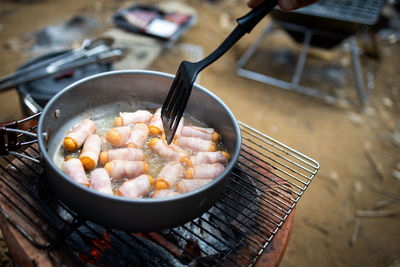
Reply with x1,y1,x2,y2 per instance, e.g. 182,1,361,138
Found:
0,186,295,266
0,122,318,266
236,20,367,105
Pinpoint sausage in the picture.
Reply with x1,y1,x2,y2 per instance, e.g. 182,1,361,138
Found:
127,123,149,149
62,158,89,186
176,136,216,152
114,110,152,127
104,160,149,180
185,163,225,180
152,189,180,198
187,151,229,167
89,168,113,195
175,117,185,136
148,108,163,136
149,138,187,163
176,179,212,193
155,161,184,190
63,119,97,152
99,147,145,165
116,174,154,198
79,134,102,170
106,126,131,147
181,126,220,142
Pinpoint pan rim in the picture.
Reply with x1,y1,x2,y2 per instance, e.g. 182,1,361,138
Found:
37,69,242,204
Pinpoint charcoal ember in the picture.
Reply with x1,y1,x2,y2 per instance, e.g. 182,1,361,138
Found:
157,167,260,264
65,222,184,266
168,210,236,257
205,162,265,242
34,174,77,229
239,145,293,201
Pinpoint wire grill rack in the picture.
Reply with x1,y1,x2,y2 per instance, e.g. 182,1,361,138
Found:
292,0,385,25
0,122,319,266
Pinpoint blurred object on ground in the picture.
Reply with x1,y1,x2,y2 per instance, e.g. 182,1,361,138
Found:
5,15,102,58
112,2,197,45
102,28,164,70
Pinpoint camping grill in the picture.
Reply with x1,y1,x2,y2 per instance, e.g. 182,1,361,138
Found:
0,120,319,266
237,0,385,105
270,0,385,48
287,0,384,25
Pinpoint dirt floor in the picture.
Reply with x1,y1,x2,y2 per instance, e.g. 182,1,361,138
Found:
0,0,399,266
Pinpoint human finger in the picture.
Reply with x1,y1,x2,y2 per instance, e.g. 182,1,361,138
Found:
248,0,319,10
247,0,266,8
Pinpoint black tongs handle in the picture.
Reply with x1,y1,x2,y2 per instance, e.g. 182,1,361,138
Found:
194,0,278,72
237,0,278,33
161,0,278,144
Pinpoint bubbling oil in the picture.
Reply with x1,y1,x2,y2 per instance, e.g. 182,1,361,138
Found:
57,107,227,197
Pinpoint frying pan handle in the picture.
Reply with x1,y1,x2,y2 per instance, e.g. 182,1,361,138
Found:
237,0,278,33
0,113,41,163
22,94,43,114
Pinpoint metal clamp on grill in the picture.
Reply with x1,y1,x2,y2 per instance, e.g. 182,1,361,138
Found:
0,113,40,162
0,120,19,155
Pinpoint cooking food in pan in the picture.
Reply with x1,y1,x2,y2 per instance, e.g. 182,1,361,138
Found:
38,70,241,232
58,108,230,199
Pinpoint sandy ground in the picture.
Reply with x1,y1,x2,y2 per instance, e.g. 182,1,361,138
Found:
0,0,399,266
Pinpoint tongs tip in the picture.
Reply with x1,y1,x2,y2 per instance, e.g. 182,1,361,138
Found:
161,109,178,145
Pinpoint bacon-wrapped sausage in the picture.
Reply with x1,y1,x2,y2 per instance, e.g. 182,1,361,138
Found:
155,161,184,190
149,138,187,163
79,134,102,170
106,126,131,147
185,163,225,180
116,174,154,198
63,119,97,152
181,126,220,143
176,136,216,152
152,189,180,198
62,158,89,186
176,179,212,193
99,147,145,166
127,123,149,149
175,117,185,136
114,110,152,127
148,108,163,136
104,160,149,180
89,168,113,195
187,151,229,167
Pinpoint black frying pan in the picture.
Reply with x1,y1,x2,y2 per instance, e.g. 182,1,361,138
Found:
34,70,241,232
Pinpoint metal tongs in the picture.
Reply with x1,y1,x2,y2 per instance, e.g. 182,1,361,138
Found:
161,0,278,144
0,37,126,91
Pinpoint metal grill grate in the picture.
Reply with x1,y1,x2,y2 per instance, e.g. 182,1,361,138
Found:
0,122,319,266
291,0,385,25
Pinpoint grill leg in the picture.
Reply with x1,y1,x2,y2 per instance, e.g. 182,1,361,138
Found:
236,21,367,105
349,36,367,106
236,21,276,70
236,22,331,99
291,29,312,86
